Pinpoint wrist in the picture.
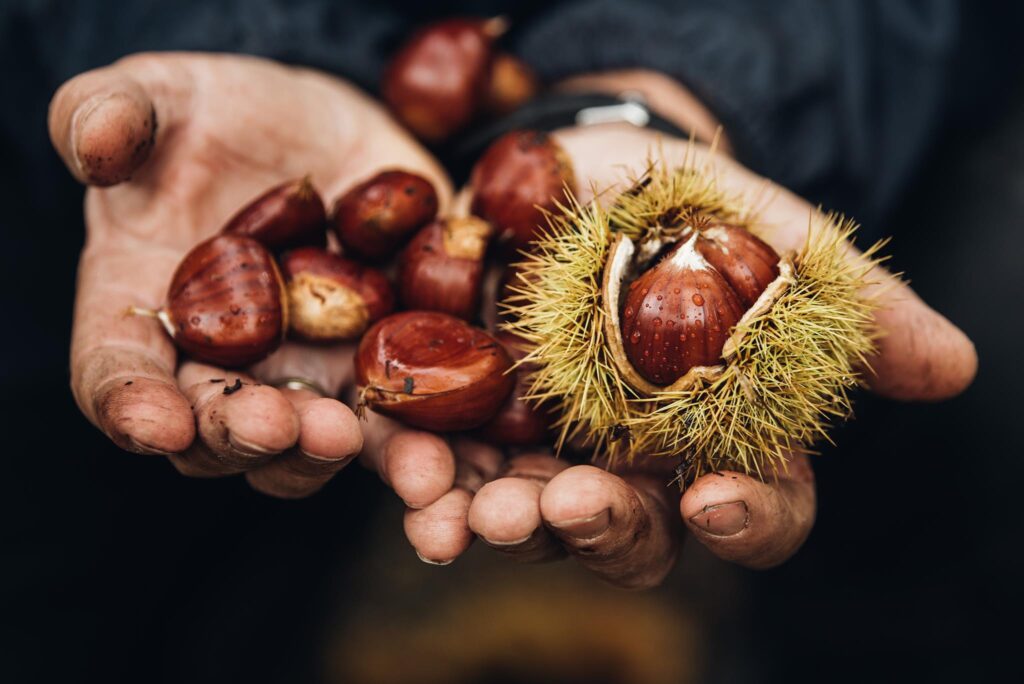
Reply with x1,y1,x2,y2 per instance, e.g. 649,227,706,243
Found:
555,69,731,154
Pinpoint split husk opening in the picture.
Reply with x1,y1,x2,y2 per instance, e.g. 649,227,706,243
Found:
501,160,886,482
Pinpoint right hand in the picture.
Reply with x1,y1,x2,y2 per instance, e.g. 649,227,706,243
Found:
49,52,501,533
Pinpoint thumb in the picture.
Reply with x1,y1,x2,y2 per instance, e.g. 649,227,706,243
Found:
48,54,189,186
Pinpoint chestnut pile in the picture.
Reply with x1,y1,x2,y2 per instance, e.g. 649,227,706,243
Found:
137,125,572,441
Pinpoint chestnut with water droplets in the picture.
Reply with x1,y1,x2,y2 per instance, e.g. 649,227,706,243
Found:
332,170,438,261
221,177,326,250
382,17,506,142
355,311,515,431
153,235,287,367
621,221,780,386
280,247,394,342
398,217,491,321
470,130,574,252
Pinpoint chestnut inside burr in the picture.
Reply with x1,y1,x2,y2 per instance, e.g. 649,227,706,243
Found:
609,217,781,389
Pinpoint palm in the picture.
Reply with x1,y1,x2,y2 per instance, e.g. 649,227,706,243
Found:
54,52,451,497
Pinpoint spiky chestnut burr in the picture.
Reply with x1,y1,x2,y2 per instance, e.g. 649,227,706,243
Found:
222,177,326,250
332,170,438,262
398,217,492,321
136,235,288,367
382,17,507,142
281,247,394,342
471,130,575,253
503,162,884,478
621,222,780,386
355,312,515,431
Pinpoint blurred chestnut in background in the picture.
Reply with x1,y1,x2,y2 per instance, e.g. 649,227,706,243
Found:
471,130,575,253
482,53,540,116
382,17,506,142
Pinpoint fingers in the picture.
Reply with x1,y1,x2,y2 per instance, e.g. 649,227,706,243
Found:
168,363,299,477
71,243,194,455
245,386,363,498
468,454,569,563
403,439,503,565
540,465,680,590
48,54,189,186
364,424,457,509
681,453,816,569
553,124,977,402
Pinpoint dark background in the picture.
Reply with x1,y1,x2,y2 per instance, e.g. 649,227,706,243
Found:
2,1,1023,683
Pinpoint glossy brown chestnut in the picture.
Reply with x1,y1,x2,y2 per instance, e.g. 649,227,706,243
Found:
470,130,574,252
159,235,287,367
355,311,515,431
398,217,491,321
620,225,780,385
382,17,505,142
693,222,781,308
475,332,552,445
280,247,394,342
482,53,539,116
332,170,438,261
222,177,326,250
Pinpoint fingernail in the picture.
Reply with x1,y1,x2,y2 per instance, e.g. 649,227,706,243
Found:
127,436,174,457
549,508,610,540
402,499,427,510
228,434,278,457
482,533,534,547
415,550,454,566
689,501,749,537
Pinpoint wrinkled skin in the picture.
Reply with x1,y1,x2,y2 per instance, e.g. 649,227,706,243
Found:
52,55,976,588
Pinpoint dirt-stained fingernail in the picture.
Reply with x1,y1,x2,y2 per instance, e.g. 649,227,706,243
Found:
689,500,749,537
415,550,454,566
548,508,610,540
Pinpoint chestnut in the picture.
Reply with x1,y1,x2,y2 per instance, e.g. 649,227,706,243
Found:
482,53,539,116
150,235,287,367
355,311,515,431
398,217,491,321
280,247,394,342
620,221,780,385
222,177,326,250
475,332,553,446
382,17,505,142
470,130,575,253
332,170,438,261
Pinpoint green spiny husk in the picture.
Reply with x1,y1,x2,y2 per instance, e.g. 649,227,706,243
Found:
502,162,885,481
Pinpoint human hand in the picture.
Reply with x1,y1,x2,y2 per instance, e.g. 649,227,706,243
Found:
49,52,490,502
460,121,977,588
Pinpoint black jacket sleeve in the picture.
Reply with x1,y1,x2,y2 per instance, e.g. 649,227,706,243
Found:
510,0,967,227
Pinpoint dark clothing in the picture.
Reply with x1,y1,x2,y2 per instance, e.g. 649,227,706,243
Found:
1,2,1021,683
1,0,1017,227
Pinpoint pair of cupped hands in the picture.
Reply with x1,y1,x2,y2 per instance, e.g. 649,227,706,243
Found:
51,53,977,589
